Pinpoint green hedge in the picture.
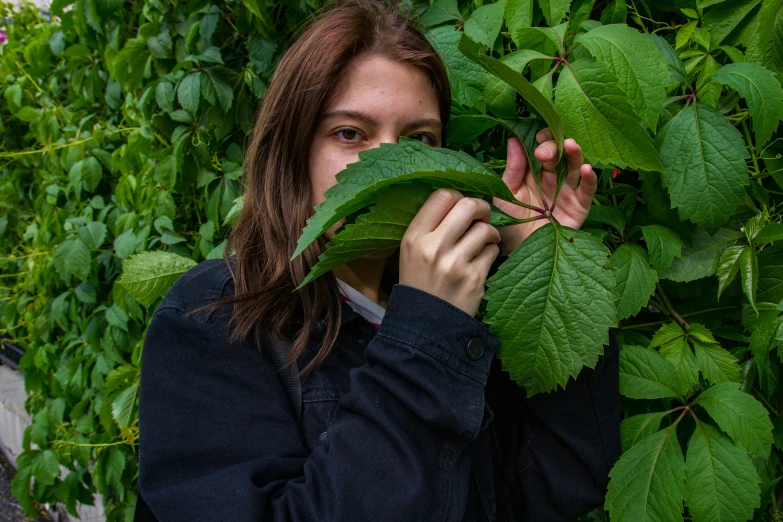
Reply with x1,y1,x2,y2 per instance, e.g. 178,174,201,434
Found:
2,0,783,521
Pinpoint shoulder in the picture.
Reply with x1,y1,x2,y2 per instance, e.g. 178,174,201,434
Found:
155,257,236,326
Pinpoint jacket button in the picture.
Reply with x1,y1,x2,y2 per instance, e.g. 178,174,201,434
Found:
466,337,485,360
358,338,366,347
319,431,328,444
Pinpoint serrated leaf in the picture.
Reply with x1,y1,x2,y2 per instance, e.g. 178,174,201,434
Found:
554,59,664,172
459,33,565,162
743,0,782,69
621,412,666,452
464,2,504,48
586,205,626,233
641,225,684,272
620,345,683,399
657,103,749,230
661,338,700,394
758,249,783,303
702,0,762,50
81,157,102,192
117,251,197,305
738,245,758,311
685,423,761,522
711,62,783,150
483,50,554,118
717,245,746,299
661,228,744,282
204,66,234,113
78,221,107,249
484,224,617,394
605,426,686,522
111,381,139,429
155,81,174,112
292,137,517,260
31,450,60,486
608,244,658,320
694,340,742,384
539,0,572,26
755,223,783,244
427,26,488,111
298,182,431,289
420,0,462,26
177,72,201,114
579,24,670,130
694,382,774,456
505,0,533,43
54,238,91,282
600,0,627,24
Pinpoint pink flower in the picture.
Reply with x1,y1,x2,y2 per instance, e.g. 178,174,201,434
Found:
0,32,7,45
612,169,621,179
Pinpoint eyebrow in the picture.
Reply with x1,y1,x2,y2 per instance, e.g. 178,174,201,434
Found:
320,109,442,131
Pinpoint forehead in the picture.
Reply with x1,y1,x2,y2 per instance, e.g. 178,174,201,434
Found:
323,54,440,118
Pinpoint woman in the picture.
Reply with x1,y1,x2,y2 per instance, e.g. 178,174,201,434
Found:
135,0,620,520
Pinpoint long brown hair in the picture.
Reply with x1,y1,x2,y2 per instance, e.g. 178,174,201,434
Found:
196,0,452,380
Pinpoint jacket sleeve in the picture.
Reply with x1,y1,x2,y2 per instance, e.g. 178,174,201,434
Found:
137,283,500,521
486,253,621,521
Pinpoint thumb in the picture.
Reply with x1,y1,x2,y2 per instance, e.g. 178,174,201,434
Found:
502,137,528,193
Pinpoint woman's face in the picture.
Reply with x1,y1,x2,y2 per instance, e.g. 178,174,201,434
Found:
308,54,442,258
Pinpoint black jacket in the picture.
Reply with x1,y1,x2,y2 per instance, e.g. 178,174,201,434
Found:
135,258,620,521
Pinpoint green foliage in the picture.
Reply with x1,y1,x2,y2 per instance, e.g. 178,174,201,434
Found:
0,0,323,519
3,0,783,520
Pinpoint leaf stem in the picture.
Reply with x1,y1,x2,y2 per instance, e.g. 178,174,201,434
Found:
742,119,761,176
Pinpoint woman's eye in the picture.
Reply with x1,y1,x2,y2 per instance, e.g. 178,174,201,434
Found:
335,128,364,142
411,133,436,146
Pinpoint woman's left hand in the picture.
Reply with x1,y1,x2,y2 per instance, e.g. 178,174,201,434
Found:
492,128,598,255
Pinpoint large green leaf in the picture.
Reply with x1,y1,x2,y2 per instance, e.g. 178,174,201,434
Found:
427,26,488,111
292,137,521,261
579,24,670,130
459,33,565,161
716,245,746,299
702,0,763,50
177,72,201,115
554,59,664,172
116,250,197,305
621,412,666,452
619,345,683,399
539,0,572,26
685,423,761,522
420,0,462,26
54,238,91,282
607,243,658,320
297,182,430,290
694,340,742,385
738,245,759,311
483,224,617,394
641,225,684,272
694,382,774,456
504,0,534,46
661,228,744,282
660,338,700,394
111,381,139,429
744,0,783,73
758,249,783,303
657,103,749,230
605,426,686,522
483,50,554,118
711,62,783,150
464,2,504,48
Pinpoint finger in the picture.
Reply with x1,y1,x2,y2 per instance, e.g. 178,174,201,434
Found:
536,127,554,145
575,164,598,209
473,242,501,283
435,197,492,247
408,188,462,235
455,220,501,260
564,138,584,190
501,137,528,193
534,139,559,171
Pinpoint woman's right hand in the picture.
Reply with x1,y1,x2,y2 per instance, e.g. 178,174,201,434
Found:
399,188,501,317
